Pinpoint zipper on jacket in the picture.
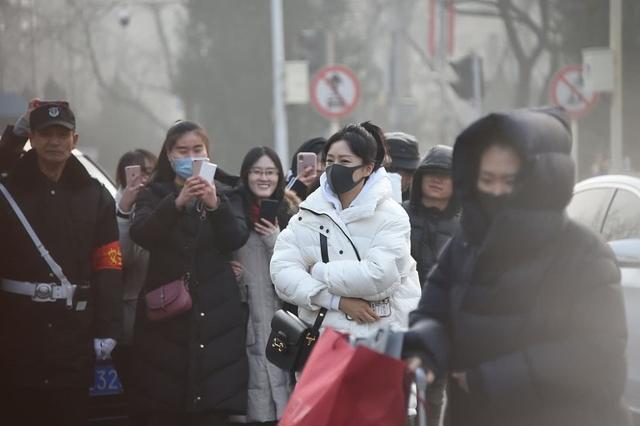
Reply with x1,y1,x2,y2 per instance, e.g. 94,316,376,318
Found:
299,207,361,261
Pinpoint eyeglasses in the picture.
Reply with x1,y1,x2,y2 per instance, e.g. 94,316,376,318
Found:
249,168,279,178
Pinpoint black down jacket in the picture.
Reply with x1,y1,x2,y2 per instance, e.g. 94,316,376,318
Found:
129,180,249,415
404,108,631,426
404,145,460,285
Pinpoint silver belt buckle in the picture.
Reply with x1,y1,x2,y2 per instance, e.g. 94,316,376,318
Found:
33,283,56,302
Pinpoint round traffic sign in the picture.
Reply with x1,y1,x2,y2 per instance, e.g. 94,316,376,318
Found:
550,65,599,119
310,65,360,119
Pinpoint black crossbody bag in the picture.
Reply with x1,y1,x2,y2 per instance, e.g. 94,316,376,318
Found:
266,232,330,372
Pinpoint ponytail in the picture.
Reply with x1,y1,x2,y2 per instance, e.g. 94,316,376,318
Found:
359,121,387,170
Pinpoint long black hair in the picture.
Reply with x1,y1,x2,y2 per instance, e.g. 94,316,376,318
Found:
323,121,388,170
153,120,211,183
115,149,157,188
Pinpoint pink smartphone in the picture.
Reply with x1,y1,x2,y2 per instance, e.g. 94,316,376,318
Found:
297,152,317,178
124,165,141,186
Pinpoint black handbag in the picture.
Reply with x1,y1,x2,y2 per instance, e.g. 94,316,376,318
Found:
266,233,330,372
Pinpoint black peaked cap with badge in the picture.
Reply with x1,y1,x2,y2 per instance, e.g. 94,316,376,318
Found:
29,102,76,132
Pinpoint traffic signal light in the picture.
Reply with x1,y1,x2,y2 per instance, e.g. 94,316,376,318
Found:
449,53,484,101
297,29,326,73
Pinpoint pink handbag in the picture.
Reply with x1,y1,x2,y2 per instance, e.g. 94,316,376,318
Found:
144,278,192,321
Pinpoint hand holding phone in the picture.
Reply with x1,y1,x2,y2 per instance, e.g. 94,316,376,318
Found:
297,152,318,182
125,165,142,187
259,199,279,224
255,199,280,237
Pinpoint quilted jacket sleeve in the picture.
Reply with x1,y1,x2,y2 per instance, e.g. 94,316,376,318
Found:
311,214,410,300
270,215,327,310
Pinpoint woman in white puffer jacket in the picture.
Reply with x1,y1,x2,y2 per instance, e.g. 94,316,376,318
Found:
270,122,421,338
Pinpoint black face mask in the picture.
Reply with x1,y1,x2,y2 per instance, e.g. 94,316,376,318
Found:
476,191,513,219
326,164,364,195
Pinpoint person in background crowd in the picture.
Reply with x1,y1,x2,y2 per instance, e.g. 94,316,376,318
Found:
129,121,249,426
404,144,459,426
285,137,326,201
405,145,459,286
0,100,123,426
231,146,299,425
404,108,631,426
385,132,421,202
271,122,421,340
112,148,157,426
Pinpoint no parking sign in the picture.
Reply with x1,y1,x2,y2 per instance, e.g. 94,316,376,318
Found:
310,65,360,119
550,65,599,119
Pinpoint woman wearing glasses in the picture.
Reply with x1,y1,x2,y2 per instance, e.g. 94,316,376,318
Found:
231,146,299,425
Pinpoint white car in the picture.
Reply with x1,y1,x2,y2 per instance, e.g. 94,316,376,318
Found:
567,174,640,423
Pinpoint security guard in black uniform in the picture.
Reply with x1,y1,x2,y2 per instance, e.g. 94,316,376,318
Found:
0,100,123,426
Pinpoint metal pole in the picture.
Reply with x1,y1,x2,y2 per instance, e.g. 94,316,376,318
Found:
437,0,448,145
270,0,289,163
472,53,482,118
326,31,340,134
610,0,623,172
571,119,579,179
30,0,38,93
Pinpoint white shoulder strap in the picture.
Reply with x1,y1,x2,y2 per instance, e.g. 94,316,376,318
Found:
0,183,73,293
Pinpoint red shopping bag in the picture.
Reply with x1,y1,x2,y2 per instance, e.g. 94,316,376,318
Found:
279,328,408,426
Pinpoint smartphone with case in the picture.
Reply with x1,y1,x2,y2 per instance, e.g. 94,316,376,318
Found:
297,152,317,178
192,158,205,177
259,199,279,224
124,165,141,186
198,162,217,183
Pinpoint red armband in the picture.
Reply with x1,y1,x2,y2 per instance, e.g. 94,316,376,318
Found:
92,241,123,271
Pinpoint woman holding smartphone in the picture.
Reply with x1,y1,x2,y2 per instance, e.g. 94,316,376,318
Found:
112,148,157,425
129,121,249,426
270,122,421,339
231,146,298,425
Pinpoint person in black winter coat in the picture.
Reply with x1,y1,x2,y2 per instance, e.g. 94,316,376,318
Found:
129,121,250,426
404,145,459,286
404,107,631,426
404,144,459,426
0,101,123,426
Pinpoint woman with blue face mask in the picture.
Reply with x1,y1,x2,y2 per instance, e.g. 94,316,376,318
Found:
128,121,250,426
270,121,421,339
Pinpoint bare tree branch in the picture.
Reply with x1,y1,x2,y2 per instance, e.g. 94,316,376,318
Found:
70,1,166,128
498,0,526,65
149,3,177,90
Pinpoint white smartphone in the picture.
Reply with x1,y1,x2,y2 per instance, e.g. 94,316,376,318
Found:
124,165,141,186
198,162,217,183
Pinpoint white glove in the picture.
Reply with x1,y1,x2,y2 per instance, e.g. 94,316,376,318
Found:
94,338,117,361
12,113,30,137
